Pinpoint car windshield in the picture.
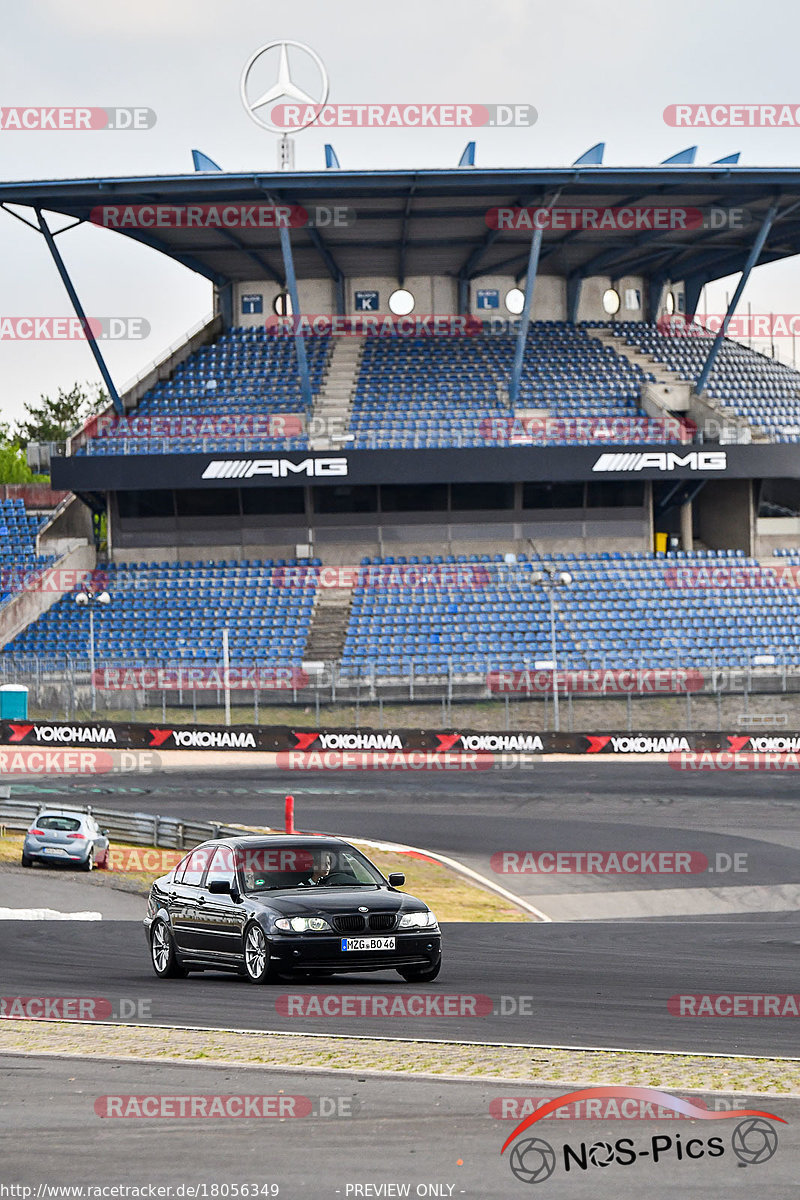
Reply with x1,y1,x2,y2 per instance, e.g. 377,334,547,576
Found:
37,816,82,832
233,843,386,894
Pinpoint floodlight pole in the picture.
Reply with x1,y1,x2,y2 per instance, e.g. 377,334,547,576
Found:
89,606,96,714
548,590,559,732
222,626,231,727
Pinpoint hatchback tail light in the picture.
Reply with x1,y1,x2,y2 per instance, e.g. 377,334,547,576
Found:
29,829,45,836
67,833,86,840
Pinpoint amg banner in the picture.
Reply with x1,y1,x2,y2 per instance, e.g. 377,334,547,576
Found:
1,721,797,756
50,442,800,492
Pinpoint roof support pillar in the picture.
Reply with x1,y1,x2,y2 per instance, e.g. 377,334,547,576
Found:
695,201,778,396
508,226,543,406
566,274,582,324
36,209,124,414
682,275,706,323
458,275,469,315
278,224,313,410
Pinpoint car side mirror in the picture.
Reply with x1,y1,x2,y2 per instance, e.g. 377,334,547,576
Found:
388,872,405,887
101,829,109,837
208,879,232,894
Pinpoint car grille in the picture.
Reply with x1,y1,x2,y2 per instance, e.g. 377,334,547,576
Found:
368,913,396,931
333,914,366,933
331,913,397,933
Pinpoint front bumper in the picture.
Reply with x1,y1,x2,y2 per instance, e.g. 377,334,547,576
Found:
269,931,442,973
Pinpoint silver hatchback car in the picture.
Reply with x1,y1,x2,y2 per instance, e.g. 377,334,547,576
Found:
22,810,110,871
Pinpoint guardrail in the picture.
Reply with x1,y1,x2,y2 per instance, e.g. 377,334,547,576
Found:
0,797,246,849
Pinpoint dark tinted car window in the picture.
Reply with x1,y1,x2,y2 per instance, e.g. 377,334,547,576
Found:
238,843,385,893
182,847,213,887
37,816,81,832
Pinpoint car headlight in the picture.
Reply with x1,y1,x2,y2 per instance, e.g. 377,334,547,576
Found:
398,910,438,929
274,916,332,933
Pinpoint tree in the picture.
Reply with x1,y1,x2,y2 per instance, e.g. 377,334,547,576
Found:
0,441,38,484
15,382,108,447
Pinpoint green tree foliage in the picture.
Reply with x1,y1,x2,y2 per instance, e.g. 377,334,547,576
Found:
0,381,106,482
15,382,108,447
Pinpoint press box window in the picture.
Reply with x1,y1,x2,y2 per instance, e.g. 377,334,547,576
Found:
313,485,378,514
450,482,514,511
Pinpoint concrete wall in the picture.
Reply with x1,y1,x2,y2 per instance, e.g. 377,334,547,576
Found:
695,479,754,554
0,542,96,649
231,273,661,325
234,278,336,326
756,517,800,556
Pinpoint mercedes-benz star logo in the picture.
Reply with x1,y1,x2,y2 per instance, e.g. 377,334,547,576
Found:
240,40,329,133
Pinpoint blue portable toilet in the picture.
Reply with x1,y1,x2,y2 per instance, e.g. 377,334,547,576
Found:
0,685,28,719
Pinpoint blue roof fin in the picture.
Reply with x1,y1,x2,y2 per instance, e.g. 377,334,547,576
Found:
661,146,697,165
712,153,741,165
324,144,341,169
458,141,476,167
191,150,222,172
573,142,604,165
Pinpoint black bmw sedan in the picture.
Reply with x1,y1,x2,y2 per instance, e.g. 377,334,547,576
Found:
144,835,442,983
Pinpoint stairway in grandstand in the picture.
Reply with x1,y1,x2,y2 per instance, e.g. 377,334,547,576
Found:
304,577,354,662
309,336,364,449
586,325,691,395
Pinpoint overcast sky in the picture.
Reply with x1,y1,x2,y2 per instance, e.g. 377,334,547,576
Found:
3,0,800,423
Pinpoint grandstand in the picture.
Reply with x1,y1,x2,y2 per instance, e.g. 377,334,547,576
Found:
0,498,53,602
2,161,800,707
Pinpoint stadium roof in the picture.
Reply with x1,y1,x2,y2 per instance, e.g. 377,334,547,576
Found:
4,165,800,287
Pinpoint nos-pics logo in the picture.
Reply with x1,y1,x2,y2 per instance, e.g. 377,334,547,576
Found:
502,1087,783,1185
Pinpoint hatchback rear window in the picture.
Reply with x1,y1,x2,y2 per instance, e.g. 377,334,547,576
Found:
37,816,82,832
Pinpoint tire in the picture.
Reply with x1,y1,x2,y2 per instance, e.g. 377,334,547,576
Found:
150,919,187,979
81,849,94,873
243,923,275,984
21,854,32,868
397,960,442,983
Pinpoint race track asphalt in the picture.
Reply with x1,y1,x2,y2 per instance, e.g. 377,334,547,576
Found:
1,1054,796,1199
3,762,800,1054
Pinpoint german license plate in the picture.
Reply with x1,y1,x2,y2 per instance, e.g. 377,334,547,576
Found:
42,847,69,857
341,937,396,952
